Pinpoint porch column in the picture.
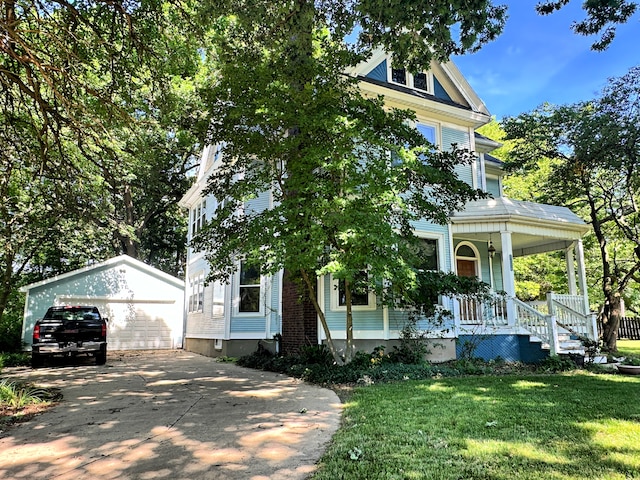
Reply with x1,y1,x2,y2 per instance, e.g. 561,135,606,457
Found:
500,230,517,326
566,243,577,296
575,239,590,314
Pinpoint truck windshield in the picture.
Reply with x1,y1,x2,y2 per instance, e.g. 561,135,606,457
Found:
45,308,100,322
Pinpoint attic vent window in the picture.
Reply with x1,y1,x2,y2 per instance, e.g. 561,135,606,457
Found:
413,72,428,91
391,67,407,85
388,62,432,93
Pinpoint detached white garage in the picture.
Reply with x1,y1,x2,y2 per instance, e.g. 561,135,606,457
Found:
21,255,185,351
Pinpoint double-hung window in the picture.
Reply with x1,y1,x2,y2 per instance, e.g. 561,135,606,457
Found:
416,238,439,272
238,261,261,313
414,236,445,308
331,271,376,311
417,123,437,146
188,273,204,313
190,200,207,238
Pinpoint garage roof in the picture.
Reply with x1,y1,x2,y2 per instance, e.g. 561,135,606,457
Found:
20,255,184,292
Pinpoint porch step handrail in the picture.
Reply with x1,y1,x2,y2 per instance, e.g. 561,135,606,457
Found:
513,298,553,347
549,299,596,340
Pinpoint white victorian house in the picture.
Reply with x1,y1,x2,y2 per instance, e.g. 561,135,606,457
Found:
179,50,595,362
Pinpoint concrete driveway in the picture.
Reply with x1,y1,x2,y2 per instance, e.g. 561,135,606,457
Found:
0,350,342,480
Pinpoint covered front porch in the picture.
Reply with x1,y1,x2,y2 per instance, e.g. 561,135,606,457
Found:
451,197,595,356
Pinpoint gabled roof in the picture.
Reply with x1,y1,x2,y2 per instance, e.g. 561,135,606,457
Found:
349,49,491,124
20,255,184,292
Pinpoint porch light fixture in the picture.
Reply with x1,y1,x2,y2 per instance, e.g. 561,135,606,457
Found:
488,239,496,258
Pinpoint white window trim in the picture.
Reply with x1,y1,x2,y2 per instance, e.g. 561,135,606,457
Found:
190,199,208,238
330,273,377,312
188,272,205,313
415,121,440,148
387,63,434,94
455,241,482,280
233,261,266,316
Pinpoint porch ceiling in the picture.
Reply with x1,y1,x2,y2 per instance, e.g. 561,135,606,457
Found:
450,197,590,256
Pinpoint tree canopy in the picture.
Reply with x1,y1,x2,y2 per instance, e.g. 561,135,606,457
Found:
536,0,638,50
0,0,209,332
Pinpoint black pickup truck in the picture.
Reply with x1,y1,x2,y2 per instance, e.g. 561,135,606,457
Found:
31,305,108,368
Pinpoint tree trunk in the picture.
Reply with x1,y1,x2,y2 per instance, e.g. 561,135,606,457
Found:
585,188,622,351
120,184,139,258
601,285,622,352
344,278,354,364
300,269,344,365
0,251,14,325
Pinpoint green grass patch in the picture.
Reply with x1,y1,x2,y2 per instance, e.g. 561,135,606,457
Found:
617,340,640,358
313,371,640,480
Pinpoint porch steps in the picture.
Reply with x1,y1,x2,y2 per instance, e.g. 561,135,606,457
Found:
527,333,585,356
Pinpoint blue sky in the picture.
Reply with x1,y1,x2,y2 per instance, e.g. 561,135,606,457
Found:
453,1,640,120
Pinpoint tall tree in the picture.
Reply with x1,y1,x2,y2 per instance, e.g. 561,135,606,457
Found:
501,66,640,351
0,1,207,330
478,119,602,306
193,1,506,363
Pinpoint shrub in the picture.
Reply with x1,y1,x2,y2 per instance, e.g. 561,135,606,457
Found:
388,318,430,364
236,344,544,386
0,352,30,369
539,354,578,373
0,379,60,409
621,356,640,366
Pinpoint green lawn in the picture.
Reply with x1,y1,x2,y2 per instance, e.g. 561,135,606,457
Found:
617,340,640,358
313,371,640,480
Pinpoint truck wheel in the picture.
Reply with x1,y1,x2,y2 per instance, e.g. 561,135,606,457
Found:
31,353,44,369
96,346,107,365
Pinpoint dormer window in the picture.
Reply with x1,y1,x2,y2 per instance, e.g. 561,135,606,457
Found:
391,67,407,85
389,64,433,93
413,72,428,91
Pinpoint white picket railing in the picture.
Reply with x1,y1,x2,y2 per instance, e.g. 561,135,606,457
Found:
548,293,597,340
456,292,596,355
513,298,554,348
457,295,508,326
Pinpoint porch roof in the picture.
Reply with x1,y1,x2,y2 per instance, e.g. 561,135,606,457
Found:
451,197,588,233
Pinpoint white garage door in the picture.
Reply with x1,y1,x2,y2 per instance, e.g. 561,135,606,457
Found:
57,298,179,351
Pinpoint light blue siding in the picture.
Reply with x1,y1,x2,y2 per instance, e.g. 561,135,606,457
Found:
442,126,473,187
230,315,266,333
246,190,271,215
321,276,384,331
270,275,281,334
486,177,501,197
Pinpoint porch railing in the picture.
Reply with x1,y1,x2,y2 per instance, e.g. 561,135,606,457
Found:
456,292,596,355
513,298,557,351
548,293,597,340
458,296,508,326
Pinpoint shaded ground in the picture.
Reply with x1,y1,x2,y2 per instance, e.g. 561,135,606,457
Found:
0,350,342,480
